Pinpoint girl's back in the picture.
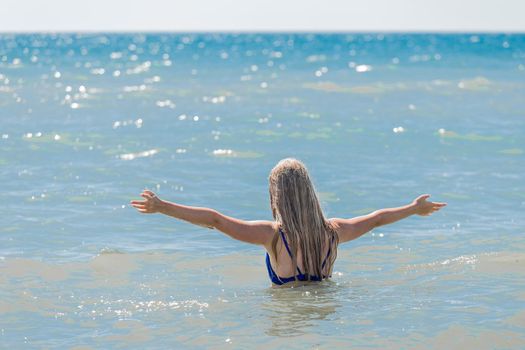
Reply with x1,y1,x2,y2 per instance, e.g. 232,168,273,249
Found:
265,225,335,285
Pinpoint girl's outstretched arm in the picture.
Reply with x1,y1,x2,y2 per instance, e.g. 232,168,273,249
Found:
130,190,275,245
331,194,446,243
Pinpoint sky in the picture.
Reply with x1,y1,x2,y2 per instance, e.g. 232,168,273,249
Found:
1,0,524,32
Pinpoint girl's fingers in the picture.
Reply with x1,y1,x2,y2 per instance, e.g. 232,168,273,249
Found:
131,192,158,214
419,194,431,201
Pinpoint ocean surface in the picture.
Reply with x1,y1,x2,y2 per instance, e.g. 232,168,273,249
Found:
1,33,524,349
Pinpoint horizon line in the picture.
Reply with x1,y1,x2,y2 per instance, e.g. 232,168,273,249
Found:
1,29,525,34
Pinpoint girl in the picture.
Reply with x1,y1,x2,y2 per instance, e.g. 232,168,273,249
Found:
131,158,446,286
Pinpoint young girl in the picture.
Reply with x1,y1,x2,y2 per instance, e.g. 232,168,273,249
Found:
131,158,446,286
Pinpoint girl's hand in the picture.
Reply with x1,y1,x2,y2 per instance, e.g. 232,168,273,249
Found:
412,194,447,216
130,190,164,214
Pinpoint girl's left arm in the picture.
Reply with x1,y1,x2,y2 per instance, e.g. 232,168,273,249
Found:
331,194,446,243
130,190,274,245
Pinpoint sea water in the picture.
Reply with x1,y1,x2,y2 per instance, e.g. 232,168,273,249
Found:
0,33,524,348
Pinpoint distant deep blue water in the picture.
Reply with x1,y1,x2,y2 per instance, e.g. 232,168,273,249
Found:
1,33,524,349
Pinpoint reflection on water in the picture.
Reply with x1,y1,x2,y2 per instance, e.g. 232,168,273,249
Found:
262,281,344,336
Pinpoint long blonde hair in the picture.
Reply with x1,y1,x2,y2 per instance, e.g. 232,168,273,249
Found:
269,158,338,281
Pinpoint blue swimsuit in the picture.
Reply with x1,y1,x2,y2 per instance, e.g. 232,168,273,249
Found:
265,228,333,285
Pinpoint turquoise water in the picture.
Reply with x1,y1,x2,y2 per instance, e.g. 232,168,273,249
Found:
1,33,525,348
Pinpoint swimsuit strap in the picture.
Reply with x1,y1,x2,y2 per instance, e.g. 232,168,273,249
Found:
280,228,336,274
321,233,336,268
279,228,303,275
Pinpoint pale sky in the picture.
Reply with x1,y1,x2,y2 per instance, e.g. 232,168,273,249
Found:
1,0,524,32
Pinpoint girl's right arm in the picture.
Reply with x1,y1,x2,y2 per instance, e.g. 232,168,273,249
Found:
131,190,275,246
331,194,446,243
